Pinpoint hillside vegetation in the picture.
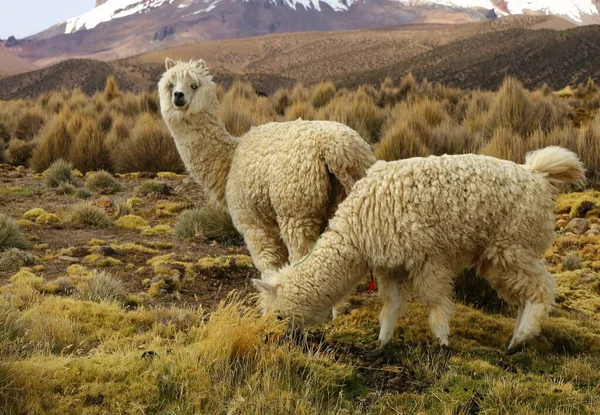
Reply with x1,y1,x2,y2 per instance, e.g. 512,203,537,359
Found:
1,75,600,414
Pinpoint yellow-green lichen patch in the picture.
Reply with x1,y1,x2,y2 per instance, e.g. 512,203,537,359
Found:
16,219,37,228
88,238,107,246
554,270,600,317
110,243,159,255
35,213,61,224
83,254,122,268
555,191,600,218
156,172,186,179
197,255,253,269
156,201,190,217
23,208,47,220
141,224,172,236
126,197,144,211
0,186,33,196
115,214,148,230
147,254,194,279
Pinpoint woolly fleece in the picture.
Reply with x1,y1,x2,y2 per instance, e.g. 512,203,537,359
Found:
255,147,585,353
158,59,376,271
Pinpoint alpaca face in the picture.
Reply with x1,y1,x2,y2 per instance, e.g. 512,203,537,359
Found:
158,58,217,116
253,269,330,327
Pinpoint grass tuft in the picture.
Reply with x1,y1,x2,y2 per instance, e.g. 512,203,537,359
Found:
85,170,123,194
0,214,29,252
69,203,113,228
44,159,76,188
174,206,244,246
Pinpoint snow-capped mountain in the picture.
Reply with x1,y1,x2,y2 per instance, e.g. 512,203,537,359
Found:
61,0,599,35
5,0,598,69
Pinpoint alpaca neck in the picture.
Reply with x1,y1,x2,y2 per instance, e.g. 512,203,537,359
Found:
285,230,369,316
170,110,236,207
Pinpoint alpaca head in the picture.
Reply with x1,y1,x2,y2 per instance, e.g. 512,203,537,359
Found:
253,268,331,328
158,58,219,118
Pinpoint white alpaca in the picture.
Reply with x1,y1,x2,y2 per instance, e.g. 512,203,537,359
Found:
159,59,376,274
254,147,585,354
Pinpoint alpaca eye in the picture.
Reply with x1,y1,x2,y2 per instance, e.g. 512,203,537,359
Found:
168,83,174,90
191,84,199,90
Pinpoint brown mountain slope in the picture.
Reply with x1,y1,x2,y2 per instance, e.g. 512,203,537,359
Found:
0,45,38,78
0,16,594,100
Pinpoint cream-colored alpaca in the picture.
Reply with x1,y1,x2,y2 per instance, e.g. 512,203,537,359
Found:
159,59,376,274
254,147,585,354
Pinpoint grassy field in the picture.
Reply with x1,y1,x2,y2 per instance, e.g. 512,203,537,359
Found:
1,76,600,414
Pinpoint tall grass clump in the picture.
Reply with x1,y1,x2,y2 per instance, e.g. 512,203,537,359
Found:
311,81,336,108
479,127,524,163
31,110,74,173
285,101,316,121
0,214,29,252
85,170,123,194
78,271,125,303
578,118,600,181
375,119,430,161
104,76,121,102
221,102,254,136
116,114,184,173
318,89,385,142
44,159,76,188
69,119,113,173
5,139,36,166
135,180,171,196
14,107,46,141
69,203,113,228
174,206,244,246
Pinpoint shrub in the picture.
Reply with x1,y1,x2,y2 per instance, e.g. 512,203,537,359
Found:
5,139,36,166
285,102,316,121
479,127,524,163
311,81,336,109
0,118,12,142
69,203,113,228
140,91,159,113
78,271,125,303
85,171,123,194
115,114,184,173
0,214,28,252
562,252,581,271
318,90,385,142
31,110,74,173
226,80,256,101
375,120,430,161
45,159,76,188
0,248,36,271
484,77,537,137
174,206,244,246
399,72,418,99
104,76,121,101
135,180,171,196
221,102,254,136
75,188,93,199
272,89,291,115
291,83,310,103
69,119,113,174
97,111,113,133
14,108,46,141
578,119,600,181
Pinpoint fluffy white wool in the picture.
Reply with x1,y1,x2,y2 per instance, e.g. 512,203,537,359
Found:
256,147,585,352
158,59,376,272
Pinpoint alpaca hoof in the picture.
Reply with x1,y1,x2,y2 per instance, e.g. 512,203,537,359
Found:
439,344,451,358
365,348,386,361
505,343,524,356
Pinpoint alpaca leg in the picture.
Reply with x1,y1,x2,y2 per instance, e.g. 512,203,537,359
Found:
415,264,455,347
278,216,326,264
378,270,411,348
478,253,555,353
241,222,288,272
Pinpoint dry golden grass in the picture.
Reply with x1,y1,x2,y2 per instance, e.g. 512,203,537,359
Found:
1,74,599,183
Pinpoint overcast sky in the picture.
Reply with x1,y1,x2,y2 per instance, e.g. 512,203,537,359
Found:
0,1,95,39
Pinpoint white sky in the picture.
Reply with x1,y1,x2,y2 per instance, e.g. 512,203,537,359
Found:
0,1,95,39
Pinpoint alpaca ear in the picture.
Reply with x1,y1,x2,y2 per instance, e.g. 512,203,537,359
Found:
195,59,206,69
165,58,176,70
252,279,278,295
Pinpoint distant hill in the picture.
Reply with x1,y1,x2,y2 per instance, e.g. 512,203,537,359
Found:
0,16,597,100
0,45,38,78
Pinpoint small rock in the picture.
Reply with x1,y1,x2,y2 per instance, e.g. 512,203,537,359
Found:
91,196,113,209
586,230,599,237
556,219,568,228
97,246,118,257
564,218,589,235
58,256,80,263
591,224,600,231
84,394,104,406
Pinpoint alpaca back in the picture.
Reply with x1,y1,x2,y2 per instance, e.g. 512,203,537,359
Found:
327,153,560,271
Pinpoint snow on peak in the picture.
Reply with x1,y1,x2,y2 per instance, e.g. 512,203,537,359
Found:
62,0,599,34
65,0,174,33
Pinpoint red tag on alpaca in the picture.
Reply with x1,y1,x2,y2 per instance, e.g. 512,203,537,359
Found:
368,275,375,293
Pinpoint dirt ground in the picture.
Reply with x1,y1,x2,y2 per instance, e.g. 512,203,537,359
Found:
0,163,259,310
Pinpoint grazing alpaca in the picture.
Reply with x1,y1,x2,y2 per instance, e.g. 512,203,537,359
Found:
254,147,585,354
159,59,376,274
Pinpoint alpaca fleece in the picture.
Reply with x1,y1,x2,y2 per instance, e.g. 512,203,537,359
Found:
255,147,585,353
158,59,376,273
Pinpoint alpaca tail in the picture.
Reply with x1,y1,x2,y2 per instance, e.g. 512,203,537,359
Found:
524,146,586,187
